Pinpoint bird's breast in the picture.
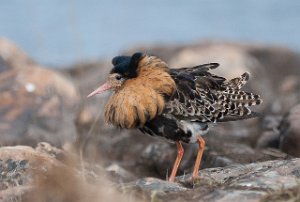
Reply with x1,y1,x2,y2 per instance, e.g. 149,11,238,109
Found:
104,69,176,129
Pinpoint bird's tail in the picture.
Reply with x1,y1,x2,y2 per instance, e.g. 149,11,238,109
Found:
224,72,250,90
213,72,262,121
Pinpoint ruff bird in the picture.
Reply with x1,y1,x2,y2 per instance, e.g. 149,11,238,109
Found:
88,52,262,182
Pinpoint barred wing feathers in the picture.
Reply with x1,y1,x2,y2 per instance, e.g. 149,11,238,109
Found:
165,63,262,123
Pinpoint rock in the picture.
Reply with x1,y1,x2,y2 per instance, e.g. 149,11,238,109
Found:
35,142,68,161
261,186,300,202
275,75,300,114
0,38,34,68
132,177,187,192
168,43,260,80
278,104,300,157
0,38,80,147
139,142,178,177
2,144,300,202
202,190,266,202
256,115,282,149
0,144,133,202
256,131,280,149
0,145,61,201
106,163,136,182
121,158,300,202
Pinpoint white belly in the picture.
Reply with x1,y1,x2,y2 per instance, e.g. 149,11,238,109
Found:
179,120,209,143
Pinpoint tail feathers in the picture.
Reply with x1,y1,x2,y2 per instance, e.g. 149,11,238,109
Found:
211,72,262,122
203,105,256,123
217,111,262,122
224,72,250,90
198,91,262,123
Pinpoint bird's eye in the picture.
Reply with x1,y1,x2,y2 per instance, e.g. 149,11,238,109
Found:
115,75,122,80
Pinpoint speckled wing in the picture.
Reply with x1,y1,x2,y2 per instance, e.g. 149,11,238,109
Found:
165,63,262,123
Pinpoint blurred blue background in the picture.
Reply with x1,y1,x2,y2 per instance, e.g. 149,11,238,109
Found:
0,0,299,66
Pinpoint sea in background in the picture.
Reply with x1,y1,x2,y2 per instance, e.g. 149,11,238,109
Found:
0,0,299,67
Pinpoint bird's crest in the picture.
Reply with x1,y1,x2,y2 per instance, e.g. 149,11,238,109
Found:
110,52,145,78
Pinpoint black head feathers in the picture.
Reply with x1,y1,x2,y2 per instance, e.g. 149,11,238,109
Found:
112,55,131,66
110,52,145,78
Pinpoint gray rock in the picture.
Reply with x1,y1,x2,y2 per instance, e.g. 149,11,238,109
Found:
133,177,187,192
106,163,136,182
1,143,300,202
279,104,300,157
143,159,300,202
0,144,132,202
120,158,300,202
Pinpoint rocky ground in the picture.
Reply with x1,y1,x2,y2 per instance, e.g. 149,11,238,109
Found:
1,38,300,201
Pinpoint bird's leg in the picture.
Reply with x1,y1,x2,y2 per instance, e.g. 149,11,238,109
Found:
192,136,205,180
168,141,184,182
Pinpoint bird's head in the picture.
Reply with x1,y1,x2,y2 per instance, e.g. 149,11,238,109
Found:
87,52,145,97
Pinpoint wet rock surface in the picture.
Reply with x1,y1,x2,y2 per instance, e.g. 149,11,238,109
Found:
1,38,300,201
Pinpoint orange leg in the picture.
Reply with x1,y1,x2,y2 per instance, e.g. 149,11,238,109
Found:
168,141,184,182
192,136,205,180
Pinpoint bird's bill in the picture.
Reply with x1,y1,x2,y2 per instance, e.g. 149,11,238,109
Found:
87,82,112,97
